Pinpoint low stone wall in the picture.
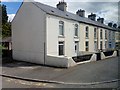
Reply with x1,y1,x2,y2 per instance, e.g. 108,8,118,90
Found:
101,50,117,60
46,55,76,68
72,54,97,65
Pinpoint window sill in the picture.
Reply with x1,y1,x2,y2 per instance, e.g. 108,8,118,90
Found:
74,36,79,38
58,55,65,57
58,35,65,38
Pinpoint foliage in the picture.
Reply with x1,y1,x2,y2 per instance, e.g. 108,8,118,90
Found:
2,22,11,38
2,4,8,25
1,4,11,38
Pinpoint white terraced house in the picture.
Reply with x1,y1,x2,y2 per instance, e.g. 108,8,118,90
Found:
12,1,120,67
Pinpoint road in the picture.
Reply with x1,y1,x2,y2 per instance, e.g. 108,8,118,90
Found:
1,56,120,88
2,76,119,88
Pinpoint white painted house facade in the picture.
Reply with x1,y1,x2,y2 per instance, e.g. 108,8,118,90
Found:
12,1,119,67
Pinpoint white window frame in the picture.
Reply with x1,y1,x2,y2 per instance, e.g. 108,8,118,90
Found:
75,24,78,37
94,28,97,39
58,41,64,56
75,41,79,53
105,41,107,49
85,41,89,51
100,41,102,50
105,30,107,39
100,29,103,39
59,21,64,36
94,41,97,51
85,26,89,39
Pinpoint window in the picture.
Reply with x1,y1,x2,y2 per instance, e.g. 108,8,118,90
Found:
109,31,111,40
85,41,89,51
105,30,107,39
58,42,64,56
100,29,103,39
94,41,97,51
100,41,102,50
105,41,107,49
112,32,115,40
59,21,64,36
75,24,78,37
86,26,89,38
94,28,97,39
109,42,112,48
75,41,78,53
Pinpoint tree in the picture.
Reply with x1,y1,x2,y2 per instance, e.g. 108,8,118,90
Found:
1,4,11,38
2,22,11,38
2,4,8,25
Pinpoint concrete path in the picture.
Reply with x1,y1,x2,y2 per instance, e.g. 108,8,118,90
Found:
1,56,119,84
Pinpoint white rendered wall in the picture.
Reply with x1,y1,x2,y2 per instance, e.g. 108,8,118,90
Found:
12,2,46,64
46,14,79,57
79,23,86,51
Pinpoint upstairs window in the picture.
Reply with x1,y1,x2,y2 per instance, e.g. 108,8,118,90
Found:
94,28,97,39
112,32,115,40
59,21,64,36
75,24,78,37
100,29,103,39
85,26,89,38
105,30,107,39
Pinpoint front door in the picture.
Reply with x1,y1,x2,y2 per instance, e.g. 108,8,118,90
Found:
75,41,79,56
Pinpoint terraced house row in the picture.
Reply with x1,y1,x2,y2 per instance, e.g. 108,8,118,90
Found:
12,1,120,67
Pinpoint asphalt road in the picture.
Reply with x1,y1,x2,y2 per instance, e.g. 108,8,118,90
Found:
2,76,119,88
1,56,120,88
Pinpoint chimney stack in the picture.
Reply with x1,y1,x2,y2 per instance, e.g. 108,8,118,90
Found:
97,17,104,24
108,22,113,27
88,13,96,21
113,23,117,28
76,9,85,17
57,1,67,11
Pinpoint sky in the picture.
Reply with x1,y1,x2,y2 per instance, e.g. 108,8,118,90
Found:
1,0,120,25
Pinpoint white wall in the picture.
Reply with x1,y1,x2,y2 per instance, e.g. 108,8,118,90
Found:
46,14,79,57
79,23,86,51
12,2,46,64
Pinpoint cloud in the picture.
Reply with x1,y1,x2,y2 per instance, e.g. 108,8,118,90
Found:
8,14,15,22
2,0,22,2
67,2,118,24
4,0,119,25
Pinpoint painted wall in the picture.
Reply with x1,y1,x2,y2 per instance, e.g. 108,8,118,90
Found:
46,13,116,58
12,2,46,64
108,30,116,49
46,14,79,57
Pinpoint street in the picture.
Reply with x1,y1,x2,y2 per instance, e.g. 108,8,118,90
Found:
1,56,120,88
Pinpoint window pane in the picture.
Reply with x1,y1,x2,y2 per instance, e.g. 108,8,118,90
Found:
100,41,102,49
94,28,97,38
75,24,78,36
105,30,107,39
59,21,64,36
100,29,102,39
85,41,89,51
86,26,89,38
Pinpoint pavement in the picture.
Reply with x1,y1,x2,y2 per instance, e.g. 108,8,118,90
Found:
1,56,120,86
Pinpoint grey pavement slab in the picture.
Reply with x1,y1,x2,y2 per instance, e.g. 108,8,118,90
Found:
1,57,119,83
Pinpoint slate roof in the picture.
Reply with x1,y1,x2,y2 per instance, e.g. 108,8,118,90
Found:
31,1,118,31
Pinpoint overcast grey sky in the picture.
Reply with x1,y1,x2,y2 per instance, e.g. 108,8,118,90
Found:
2,0,119,25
